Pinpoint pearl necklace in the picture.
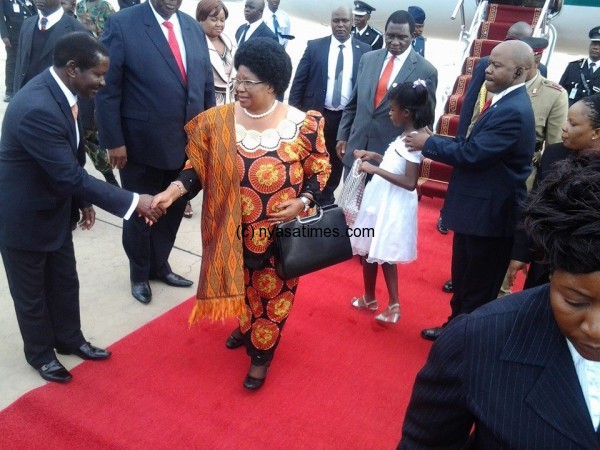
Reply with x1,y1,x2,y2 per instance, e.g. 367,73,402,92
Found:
243,100,278,119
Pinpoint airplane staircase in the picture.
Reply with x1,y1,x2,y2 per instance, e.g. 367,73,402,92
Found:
416,0,559,201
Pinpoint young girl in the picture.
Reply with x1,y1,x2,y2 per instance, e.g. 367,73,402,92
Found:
349,80,434,324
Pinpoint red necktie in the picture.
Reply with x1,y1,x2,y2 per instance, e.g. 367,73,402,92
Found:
480,98,493,115
374,56,395,108
162,21,187,85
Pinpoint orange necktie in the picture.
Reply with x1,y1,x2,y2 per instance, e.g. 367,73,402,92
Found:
374,56,395,108
163,20,187,85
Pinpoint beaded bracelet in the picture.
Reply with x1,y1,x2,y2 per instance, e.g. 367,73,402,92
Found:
170,181,184,198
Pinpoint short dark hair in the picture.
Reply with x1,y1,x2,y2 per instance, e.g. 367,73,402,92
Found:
385,10,415,35
234,38,292,97
524,153,600,274
388,81,434,129
196,0,229,22
579,94,600,129
53,32,108,71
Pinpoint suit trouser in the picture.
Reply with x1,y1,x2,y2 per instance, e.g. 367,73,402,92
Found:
5,36,18,95
449,232,513,321
119,162,187,283
0,239,84,368
318,108,344,205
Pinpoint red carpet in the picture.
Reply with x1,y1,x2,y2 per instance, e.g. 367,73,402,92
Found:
0,199,511,449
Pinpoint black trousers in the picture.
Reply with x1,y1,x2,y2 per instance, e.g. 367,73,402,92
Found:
119,162,187,282
1,239,85,368
449,232,513,321
317,108,344,205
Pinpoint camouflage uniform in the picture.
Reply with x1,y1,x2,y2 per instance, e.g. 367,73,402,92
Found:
76,0,114,38
76,0,117,185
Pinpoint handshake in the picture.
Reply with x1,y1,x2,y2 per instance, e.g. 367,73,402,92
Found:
135,185,185,225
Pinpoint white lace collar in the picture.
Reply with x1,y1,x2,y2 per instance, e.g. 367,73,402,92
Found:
236,107,306,152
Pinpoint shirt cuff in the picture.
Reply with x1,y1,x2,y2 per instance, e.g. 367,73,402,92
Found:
123,193,139,220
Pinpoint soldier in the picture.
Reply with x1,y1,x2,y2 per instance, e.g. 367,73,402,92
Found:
559,26,600,106
76,0,114,39
350,0,382,50
0,0,36,102
408,5,426,57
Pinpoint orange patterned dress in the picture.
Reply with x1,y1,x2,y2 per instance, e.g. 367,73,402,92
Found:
236,107,329,364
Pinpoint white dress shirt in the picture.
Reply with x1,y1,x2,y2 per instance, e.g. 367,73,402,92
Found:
324,37,354,111
567,339,600,430
378,49,411,90
490,82,525,106
265,8,291,47
37,7,63,30
148,0,187,72
241,20,263,43
588,59,598,73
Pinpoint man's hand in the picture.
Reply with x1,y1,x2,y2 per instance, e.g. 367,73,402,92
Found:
404,127,433,152
336,140,347,160
78,206,96,230
136,194,164,225
506,260,528,288
2,38,11,48
108,146,128,170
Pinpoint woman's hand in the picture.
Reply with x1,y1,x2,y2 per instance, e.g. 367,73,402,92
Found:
268,198,305,224
358,161,377,175
151,184,183,211
78,206,96,230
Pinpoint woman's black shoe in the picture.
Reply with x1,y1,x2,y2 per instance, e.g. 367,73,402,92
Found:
225,330,244,349
243,364,269,390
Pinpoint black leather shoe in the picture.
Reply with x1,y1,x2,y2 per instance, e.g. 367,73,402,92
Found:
131,281,152,304
442,279,453,293
38,359,72,383
56,342,111,360
225,331,244,349
156,272,193,287
421,327,445,341
436,217,449,235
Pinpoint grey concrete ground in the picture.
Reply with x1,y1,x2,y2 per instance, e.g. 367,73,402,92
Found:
0,1,581,411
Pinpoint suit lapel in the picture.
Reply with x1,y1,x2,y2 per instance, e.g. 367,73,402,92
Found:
144,4,186,88
501,287,599,448
43,70,78,153
319,37,331,91
350,38,363,85
368,50,387,112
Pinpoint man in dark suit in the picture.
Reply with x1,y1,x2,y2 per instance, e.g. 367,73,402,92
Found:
289,5,370,205
400,154,600,448
12,0,85,93
0,33,161,383
456,21,546,138
0,0,36,101
337,10,437,174
235,0,277,46
95,0,215,304
350,1,382,51
560,26,600,106
405,40,536,341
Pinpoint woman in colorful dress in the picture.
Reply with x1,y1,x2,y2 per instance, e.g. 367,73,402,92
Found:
152,38,330,390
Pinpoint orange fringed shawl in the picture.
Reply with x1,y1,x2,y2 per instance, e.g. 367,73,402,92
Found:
184,104,246,323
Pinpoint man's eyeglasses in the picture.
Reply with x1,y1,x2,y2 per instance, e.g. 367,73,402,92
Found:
233,78,264,89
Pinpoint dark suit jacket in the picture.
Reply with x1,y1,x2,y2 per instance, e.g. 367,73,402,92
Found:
457,56,548,137
401,285,600,449
13,13,87,93
337,48,438,168
235,21,277,44
0,69,133,252
95,2,215,170
423,86,535,237
288,36,370,113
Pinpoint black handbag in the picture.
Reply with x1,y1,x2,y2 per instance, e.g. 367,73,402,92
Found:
273,204,353,280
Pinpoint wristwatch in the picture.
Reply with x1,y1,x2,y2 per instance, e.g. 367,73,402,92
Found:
298,196,311,212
